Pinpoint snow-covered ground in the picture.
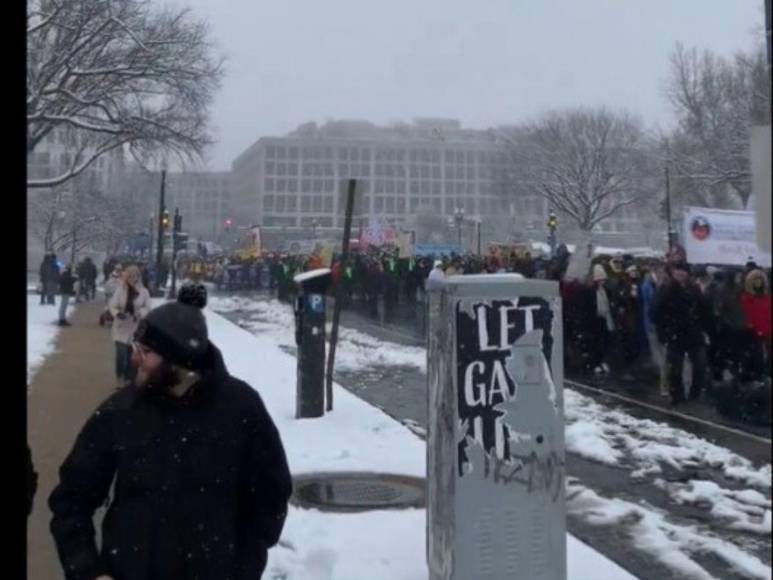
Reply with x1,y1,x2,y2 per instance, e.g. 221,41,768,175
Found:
210,294,773,580
203,306,637,579
210,296,426,372
27,295,73,383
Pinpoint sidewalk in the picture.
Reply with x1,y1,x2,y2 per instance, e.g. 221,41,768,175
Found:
27,302,114,580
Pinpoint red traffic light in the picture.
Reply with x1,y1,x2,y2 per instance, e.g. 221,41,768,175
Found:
224,219,232,227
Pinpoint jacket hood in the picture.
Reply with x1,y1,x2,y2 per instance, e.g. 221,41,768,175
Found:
745,269,769,294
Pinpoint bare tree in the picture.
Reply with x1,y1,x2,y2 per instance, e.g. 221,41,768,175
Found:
665,42,771,208
28,175,146,260
27,0,223,189
500,108,655,233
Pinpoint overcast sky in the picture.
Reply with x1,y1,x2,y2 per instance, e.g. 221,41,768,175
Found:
177,0,765,171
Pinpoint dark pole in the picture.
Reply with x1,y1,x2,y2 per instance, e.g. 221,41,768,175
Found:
477,220,482,255
665,162,673,251
155,169,166,293
149,215,154,259
325,178,357,412
169,207,180,299
765,0,772,80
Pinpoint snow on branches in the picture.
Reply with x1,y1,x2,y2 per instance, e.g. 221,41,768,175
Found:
27,0,223,188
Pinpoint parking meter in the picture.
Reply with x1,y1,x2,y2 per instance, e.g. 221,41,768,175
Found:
427,274,566,580
293,268,332,418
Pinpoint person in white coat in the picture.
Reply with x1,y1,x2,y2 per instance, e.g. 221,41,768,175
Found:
109,265,151,387
425,260,446,291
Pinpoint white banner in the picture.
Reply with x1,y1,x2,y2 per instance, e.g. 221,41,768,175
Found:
683,206,771,267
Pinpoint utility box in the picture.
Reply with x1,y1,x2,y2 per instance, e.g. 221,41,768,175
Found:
293,268,332,418
427,274,566,580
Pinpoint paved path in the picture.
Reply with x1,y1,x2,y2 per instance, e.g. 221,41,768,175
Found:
28,302,115,580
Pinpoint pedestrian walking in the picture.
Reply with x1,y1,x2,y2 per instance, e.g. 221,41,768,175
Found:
108,265,151,388
654,263,711,404
57,265,77,326
740,268,771,380
40,253,60,305
642,264,669,395
49,301,292,580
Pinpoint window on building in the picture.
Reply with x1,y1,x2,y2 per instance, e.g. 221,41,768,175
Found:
276,146,286,158
324,196,333,212
266,145,276,158
277,179,286,193
263,195,275,212
375,197,384,212
386,181,395,194
301,195,311,212
313,196,323,211
302,179,311,191
410,198,420,212
265,178,275,192
289,147,299,159
287,179,297,193
276,196,286,212
313,179,323,192
287,196,297,211
409,182,418,194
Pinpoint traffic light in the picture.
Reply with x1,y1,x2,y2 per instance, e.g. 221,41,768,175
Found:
224,218,232,231
162,210,170,230
174,212,183,233
547,212,558,230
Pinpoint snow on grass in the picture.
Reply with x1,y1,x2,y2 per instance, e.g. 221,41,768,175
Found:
203,307,638,580
27,295,74,383
209,295,426,373
207,294,772,579
565,389,771,490
654,479,772,536
567,479,772,580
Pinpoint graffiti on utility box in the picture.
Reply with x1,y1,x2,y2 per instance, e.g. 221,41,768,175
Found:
455,298,558,479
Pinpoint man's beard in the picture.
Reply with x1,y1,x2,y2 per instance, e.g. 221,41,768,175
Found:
137,361,180,392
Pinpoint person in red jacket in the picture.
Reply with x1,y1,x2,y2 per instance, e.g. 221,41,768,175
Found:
740,268,771,379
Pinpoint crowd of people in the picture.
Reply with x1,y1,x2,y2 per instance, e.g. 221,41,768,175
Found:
41,243,770,419
178,243,770,420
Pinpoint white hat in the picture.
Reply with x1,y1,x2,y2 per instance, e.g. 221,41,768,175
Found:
434,260,443,268
593,264,607,281
625,265,638,274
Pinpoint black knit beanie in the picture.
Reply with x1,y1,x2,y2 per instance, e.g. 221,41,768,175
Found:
134,303,209,370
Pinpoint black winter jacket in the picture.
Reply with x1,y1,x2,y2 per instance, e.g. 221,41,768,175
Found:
653,282,710,349
59,270,77,296
49,344,292,580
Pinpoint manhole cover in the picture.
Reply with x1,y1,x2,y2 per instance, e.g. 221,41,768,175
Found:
291,472,425,512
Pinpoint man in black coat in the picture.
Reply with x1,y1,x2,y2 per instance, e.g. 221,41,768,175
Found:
654,262,711,404
49,302,292,580
58,266,78,326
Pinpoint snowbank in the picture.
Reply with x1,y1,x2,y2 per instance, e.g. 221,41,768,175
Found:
27,295,74,383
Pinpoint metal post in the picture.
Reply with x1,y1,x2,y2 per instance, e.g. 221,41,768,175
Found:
765,0,772,81
149,215,154,259
665,162,674,251
169,207,180,299
155,169,167,293
326,179,357,412
477,220,482,255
